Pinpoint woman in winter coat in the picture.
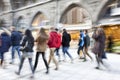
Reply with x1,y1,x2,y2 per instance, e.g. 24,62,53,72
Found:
92,28,106,69
0,32,11,67
33,28,49,74
15,29,34,77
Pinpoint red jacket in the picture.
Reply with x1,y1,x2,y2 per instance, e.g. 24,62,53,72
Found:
56,33,61,48
47,31,59,48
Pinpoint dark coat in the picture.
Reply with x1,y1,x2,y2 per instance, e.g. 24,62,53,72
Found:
84,34,90,47
0,32,11,53
92,32,106,57
62,31,71,47
21,36,34,52
11,31,22,46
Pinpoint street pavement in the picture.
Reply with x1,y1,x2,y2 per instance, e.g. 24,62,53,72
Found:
0,48,120,80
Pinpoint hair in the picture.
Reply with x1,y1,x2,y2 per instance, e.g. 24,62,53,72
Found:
25,29,33,37
97,28,105,35
37,28,49,44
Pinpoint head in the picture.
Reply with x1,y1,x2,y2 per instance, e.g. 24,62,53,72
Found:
40,27,45,33
63,28,67,32
55,28,58,32
97,28,105,35
84,30,88,34
25,29,32,37
50,27,55,32
10,26,16,31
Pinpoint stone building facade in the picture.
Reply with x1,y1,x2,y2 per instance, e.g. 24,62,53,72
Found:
0,0,117,29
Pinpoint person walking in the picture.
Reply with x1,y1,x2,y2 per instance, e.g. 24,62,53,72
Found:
15,29,34,78
83,30,93,61
33,28,49,74
62,29,73,62
47,27,59,70
77,30,85,60
10,26,22,64
0,32,11,68
92,28,107,69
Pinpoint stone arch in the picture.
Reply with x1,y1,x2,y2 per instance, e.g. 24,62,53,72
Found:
15,16,27,29
97,0,115,21
59,3,91,25
31,11,49,27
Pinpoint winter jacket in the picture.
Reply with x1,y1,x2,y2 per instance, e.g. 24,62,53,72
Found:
78,32,84,47
62,32,71,47
0,32,11,53
47,31,58,48
36,33,49,52
21,36,34,52
56,33,61,48
92,32,106,57
11,31,22,46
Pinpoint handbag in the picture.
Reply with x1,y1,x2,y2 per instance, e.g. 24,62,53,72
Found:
20,41,30,52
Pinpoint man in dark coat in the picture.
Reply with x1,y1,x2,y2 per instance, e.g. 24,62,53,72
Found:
62,29,73,62
10,26,22,64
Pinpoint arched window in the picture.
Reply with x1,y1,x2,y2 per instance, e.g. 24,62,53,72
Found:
32,12,48,27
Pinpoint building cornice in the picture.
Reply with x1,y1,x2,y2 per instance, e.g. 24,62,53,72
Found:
0,0,52,15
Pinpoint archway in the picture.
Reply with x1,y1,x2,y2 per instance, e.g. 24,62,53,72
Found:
60,3,92,46
16,16,26,30
31,12,49,28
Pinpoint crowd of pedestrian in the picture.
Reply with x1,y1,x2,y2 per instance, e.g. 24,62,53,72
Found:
0,26,109,78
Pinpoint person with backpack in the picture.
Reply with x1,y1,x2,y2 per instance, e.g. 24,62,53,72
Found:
83,30,93,61
15,29,34,78
47,27,59,70
77,30,85,60
62,29,73,63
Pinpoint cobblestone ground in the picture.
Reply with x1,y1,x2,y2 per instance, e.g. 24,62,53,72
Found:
0,48,120,80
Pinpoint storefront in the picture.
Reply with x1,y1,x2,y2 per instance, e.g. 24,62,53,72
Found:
98,19,120,53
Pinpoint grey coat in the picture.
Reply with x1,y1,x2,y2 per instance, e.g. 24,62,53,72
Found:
92,32,106,57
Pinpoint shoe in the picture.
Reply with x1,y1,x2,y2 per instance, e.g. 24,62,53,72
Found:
9,62,14,64
71,59,73,63
15,71,20,75
30,74,34,78
83,59,87,62
79,57,85,59
95,67,100,69
45,70,49,74
54,67,58,70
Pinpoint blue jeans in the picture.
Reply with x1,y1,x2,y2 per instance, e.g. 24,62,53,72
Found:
62,47,73,59
11,46,21,62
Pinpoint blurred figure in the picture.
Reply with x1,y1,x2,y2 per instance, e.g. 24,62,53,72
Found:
62,29,73,62
0,32,11,68
10,26,22,64
107,35,113,53
47,27,59,70
83,30,93,61
77,30,85,60
33,28,49,74
54,28,62,62
92,28,107,69
15,29,34,78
